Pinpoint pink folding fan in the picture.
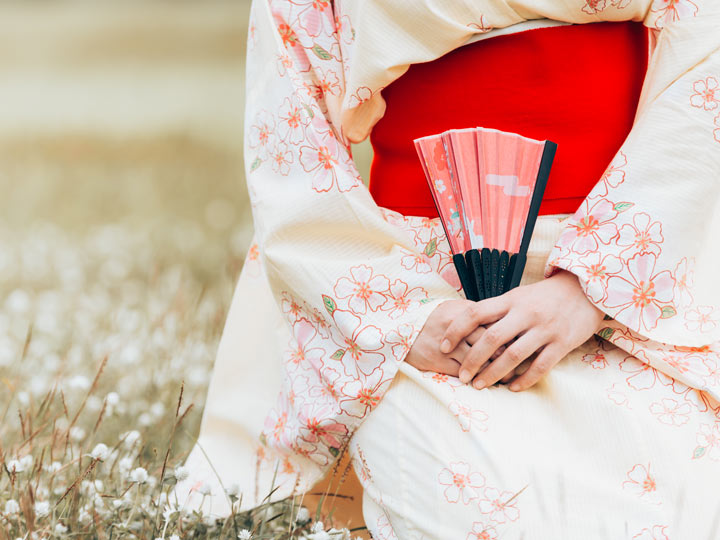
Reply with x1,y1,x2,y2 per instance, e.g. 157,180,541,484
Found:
415,127,557,301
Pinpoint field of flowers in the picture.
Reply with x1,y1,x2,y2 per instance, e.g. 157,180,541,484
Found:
0,2,367,538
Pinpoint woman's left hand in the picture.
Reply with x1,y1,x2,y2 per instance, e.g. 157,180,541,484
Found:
440,269,606,392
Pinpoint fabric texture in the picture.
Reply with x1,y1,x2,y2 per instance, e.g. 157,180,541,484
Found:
351,215,720,539
171,0,720,524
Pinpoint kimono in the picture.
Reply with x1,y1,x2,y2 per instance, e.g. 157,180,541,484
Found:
172,1,720,538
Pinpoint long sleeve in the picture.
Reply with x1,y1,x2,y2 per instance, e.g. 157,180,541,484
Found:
245,0,461,488
545,2,720,401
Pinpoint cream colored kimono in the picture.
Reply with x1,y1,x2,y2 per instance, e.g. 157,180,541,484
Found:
172,1,720,538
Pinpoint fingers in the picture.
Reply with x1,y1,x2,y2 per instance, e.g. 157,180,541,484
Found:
465,325,486,346
441,297,508,354
448,340,471,364
470,329,546,389
458,313,526,385
508,343,565,391
428,357,461,377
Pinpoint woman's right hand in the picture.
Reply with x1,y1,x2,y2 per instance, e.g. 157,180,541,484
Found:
405,299,486,376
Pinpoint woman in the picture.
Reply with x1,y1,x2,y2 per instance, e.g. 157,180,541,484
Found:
174,1,720,538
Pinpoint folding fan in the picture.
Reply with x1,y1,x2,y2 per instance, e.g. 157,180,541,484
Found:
414,127,557,301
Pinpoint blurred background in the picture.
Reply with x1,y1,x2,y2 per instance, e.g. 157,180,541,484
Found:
0,1,372,534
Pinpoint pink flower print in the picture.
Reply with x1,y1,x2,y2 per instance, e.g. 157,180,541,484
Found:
690,76,719,111
334,264,390,315
478,487,520,523
596,151,627,196
651,0,698,28
308,367,342,405
617,212,664,259
606,384,631,409
714,113,720,143
699,357,720,388
248,110,276,159
573,252,623,303
276,52,294,76
270,142,294,176
673,257,694,308
623,464,660,504
287,374,310,407
288,318,325,370
291,0,335,38
281,291,303,320
339,370,389,418
632,525,670,540
298,401,348,450
278,97,308,145
438,462,485,504
335,14,354,45
299,131,357,193
385,323,416,362
604,253,675,332
348,86,373,107
381,279,428,319
277,22,299,49
582,351,609,369
376,512,398,540
649,398,691,426
559,198,619,254
309,307,331,338
400,249,433,274
582,0,608,15
684,306,719,333
331,309,386,377
306,68,341,100
466,522,498,540
449,401,489,433
620,356,664,391
467,15,492,33
264,396,294,448
423,371,464,389
695,423,720,460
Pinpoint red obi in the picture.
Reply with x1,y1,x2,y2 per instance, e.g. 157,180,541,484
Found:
368,21,649,217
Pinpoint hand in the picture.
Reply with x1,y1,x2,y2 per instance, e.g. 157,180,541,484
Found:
405,299,486,376
440,270,605,391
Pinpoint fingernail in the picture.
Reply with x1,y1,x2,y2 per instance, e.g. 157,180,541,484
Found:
440,339,451,353
474,379,486,390
459,370,471,384
509,383,520,391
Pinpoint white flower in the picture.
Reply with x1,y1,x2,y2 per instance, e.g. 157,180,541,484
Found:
45,461,62,473
106,392,120,406
119,457,134,475
225,483,239,498
69,426,86,441
121,430,141,447
4,499,19,514
169,535,180,540
55,524,68,534
6,459,23,473
91,443,109,460
129,467,148,483
198,482,212,496
35,500,50,517
238,531,252,540
311,522,325,533
295,506,311,523
173,465,189,481
20,454,33,470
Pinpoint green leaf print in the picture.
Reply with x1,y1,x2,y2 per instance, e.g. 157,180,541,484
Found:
693,446,706,459
312,43,333,60
661,306,677,319
424,238,437,258
330,349,345,360
250,157,262,172
613,202,634,213
597,327,615,341
322,295,336,315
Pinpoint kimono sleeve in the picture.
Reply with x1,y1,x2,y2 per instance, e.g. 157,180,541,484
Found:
244,0,461,474
545,2,720,399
